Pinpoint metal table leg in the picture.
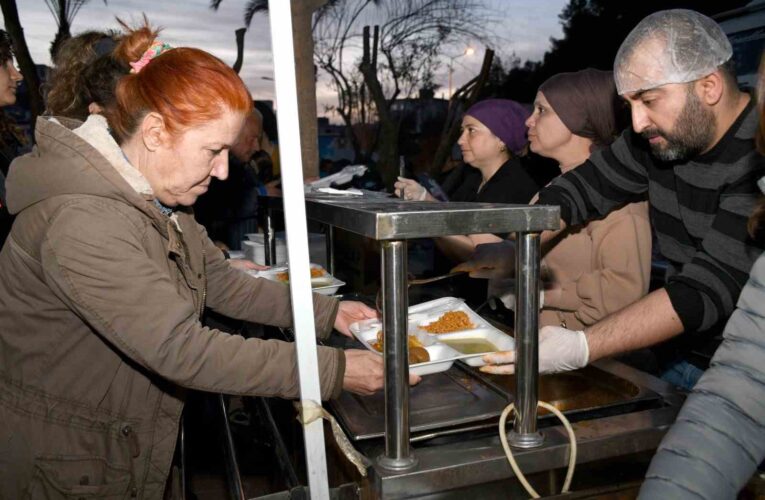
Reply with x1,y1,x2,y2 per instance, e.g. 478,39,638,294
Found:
253,398,301,490
219,394,247,500
179,416,187,499
377,240,417,470
326,225,335,275
264,208,276,266
508,232,544,448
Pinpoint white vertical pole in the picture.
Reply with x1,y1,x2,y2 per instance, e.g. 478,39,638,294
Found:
267,1,330,498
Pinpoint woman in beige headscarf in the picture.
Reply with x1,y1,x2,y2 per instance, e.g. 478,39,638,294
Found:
503,69,652,330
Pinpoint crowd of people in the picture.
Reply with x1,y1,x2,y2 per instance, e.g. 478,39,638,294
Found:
0,7,762,499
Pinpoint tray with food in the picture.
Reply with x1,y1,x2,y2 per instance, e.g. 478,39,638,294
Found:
248,264,345,296
349,297,515,375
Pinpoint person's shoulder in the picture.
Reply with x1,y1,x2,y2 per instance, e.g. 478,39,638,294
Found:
46,194,148,237
491,158,542,201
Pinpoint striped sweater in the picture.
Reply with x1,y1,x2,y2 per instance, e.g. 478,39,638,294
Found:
537,100,765,337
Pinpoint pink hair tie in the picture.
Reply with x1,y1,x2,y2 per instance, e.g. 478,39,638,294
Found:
129,40,173,74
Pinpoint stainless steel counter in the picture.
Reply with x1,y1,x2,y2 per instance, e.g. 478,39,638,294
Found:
303,197,559,239
359,359,684,498
258,193,686,497
260,193,560,471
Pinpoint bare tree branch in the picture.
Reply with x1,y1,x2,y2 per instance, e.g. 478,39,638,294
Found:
312,0,493,183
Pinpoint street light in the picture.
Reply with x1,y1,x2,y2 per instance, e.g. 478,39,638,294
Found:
448,47,475,98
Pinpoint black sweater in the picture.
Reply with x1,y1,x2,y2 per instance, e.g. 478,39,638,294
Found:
538,100,765,339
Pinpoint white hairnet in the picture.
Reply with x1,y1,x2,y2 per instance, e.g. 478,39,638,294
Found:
614,9,732,95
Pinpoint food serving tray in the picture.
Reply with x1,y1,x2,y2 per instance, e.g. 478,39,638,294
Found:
248,263,345,296
330,362,664,443
330,363,512,441
349,297,515,376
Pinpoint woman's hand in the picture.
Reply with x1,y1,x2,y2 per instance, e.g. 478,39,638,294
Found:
394,177,434,201
334,300,378,338
229,258,269,271
343,349,421,395
453,240,516,279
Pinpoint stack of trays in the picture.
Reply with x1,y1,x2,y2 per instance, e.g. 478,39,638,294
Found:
350,297,515,375
248,263,345,296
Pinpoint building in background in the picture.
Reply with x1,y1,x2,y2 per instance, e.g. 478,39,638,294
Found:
716,0,765,89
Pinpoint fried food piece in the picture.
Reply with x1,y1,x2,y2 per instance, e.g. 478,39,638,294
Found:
409,346,430,364
370,330,430,364
422,310,475,334
275,267,326,283
310,267,326,278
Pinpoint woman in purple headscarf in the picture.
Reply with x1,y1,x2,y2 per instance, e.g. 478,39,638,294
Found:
395,99,540,263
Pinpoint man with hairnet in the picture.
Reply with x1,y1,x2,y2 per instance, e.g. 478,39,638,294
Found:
461,9,764,390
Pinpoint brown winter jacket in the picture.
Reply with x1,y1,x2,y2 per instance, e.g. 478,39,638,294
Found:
540,201,652,330
0,116,344,499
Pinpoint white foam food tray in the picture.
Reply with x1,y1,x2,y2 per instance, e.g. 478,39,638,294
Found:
349,297,515,375
247,263,345,296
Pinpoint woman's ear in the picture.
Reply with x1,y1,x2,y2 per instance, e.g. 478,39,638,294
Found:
140,112,168,152
87,102,103,115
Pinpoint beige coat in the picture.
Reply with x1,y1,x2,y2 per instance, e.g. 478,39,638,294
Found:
0,116,343,498
540,201,652,330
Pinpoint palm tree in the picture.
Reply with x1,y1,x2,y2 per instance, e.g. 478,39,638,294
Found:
0,0,45,123
211,0,331,177
44,0,105,60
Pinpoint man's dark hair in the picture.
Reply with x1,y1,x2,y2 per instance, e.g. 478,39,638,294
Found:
719,58,738,89
0,30,14,65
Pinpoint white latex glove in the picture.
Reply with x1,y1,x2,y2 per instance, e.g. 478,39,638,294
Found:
453,240,516,280
394,177,429,201
480,325,589,375
497,290,545,311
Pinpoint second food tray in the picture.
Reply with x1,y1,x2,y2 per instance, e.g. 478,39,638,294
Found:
349,297,515,376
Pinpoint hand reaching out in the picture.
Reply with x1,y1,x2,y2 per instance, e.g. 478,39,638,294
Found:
334,301,378,338
229,259,269,271
480,325,589,375
453,240,516,279
342,349,421,395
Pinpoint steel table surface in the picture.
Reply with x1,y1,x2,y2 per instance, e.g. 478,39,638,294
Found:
358,359,685,498
258,193,560,470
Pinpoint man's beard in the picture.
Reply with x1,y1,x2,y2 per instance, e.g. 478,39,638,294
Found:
641,87,716,162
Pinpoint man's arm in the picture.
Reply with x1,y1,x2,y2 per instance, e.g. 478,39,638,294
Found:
585,288,684,362
537,131,650,227
482,271,682,375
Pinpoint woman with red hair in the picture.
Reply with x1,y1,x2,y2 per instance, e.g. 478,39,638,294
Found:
0,22,397,498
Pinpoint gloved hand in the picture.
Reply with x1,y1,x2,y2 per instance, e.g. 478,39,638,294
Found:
394,177,431,201
453,240,516,279
497,290,545,311
480,325,589,375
